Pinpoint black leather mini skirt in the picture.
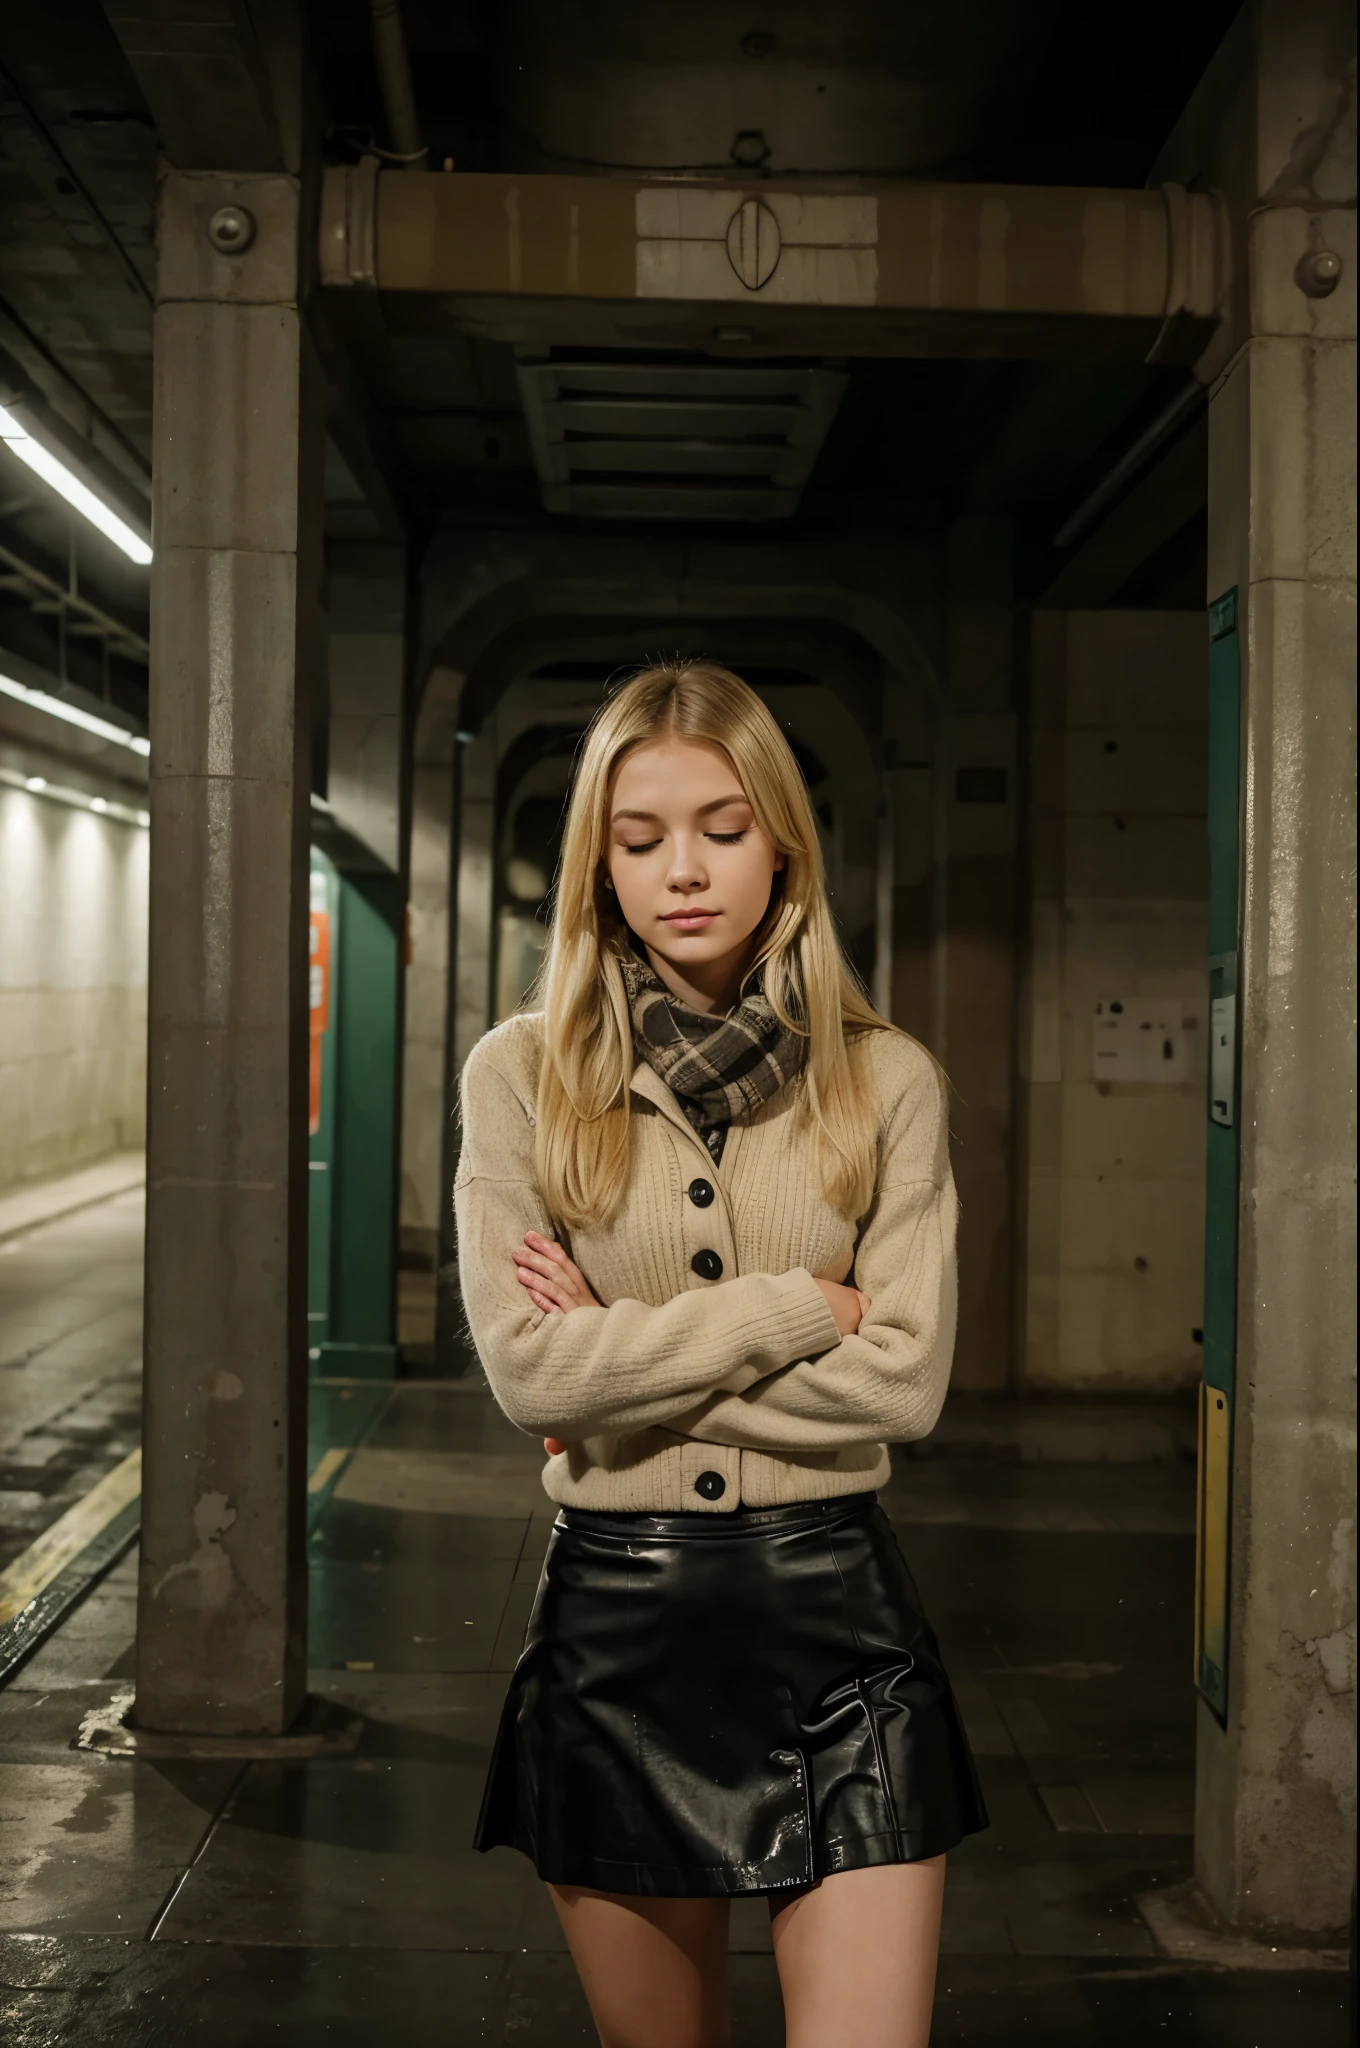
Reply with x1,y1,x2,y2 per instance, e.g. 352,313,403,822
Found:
474,1491,989,1898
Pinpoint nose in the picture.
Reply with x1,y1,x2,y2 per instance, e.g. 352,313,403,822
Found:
664,835,711,891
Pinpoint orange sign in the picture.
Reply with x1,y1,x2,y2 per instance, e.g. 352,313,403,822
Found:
309,907,330,1135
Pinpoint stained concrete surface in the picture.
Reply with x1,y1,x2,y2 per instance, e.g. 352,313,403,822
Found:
0,1188,144,1572
0,1196,1351,2043
0,1155,145,1248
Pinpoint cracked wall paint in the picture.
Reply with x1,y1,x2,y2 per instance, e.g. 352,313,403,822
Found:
1305,1619,1357,1697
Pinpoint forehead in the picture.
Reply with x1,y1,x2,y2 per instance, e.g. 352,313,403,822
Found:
609,737,749,809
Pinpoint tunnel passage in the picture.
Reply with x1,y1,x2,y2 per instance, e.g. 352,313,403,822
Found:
0,5,1352,2031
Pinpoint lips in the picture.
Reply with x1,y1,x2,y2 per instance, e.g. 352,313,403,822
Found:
662,910,718,927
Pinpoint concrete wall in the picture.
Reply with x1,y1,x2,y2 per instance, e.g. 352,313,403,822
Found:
1017,610,1209,1394
1154,0,1357,1941
0,781,148,1191
940,516,1020,1393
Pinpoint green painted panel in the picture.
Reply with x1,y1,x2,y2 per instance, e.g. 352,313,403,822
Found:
326,870,401,1373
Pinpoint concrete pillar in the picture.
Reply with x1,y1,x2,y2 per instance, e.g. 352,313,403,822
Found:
400,665,461,1302
452,719,497,1075
431,717,495,1359
320,548,406,1374
138,168,323,1734
1159,0,1357,1940
940,516,1019,1391
325,544,405,871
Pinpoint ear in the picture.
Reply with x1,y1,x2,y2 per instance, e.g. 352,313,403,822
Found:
773,850,787,872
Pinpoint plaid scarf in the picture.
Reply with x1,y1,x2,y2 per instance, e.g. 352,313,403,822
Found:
619,946,808,1166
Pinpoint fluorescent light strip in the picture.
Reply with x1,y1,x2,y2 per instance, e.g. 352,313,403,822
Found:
0,403,152,567
0,669,150,755
0,765,148,828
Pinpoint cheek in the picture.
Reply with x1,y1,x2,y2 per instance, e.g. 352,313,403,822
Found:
607,858,649,917
731,845,781,916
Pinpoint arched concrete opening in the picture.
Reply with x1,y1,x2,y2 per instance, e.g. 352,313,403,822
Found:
395,529,1031,1400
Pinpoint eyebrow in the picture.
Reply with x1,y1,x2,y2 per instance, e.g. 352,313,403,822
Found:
611,795,752,825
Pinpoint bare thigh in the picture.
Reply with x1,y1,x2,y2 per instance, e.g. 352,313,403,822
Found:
548,1885,732,2048
769,1857,947,2048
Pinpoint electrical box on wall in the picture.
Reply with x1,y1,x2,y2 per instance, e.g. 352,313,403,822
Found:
1092,998,1203,1084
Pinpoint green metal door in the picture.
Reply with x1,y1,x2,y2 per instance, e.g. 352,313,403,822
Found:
306,848,400,1379
1196,587,1242,1720
326,869,401,1377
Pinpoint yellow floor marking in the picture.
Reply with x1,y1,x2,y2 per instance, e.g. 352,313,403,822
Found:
0,1447,141,1626
0,1444,351,1629
307,1446,350,1496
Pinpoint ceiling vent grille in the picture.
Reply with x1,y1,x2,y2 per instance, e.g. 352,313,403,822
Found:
514,354,847,521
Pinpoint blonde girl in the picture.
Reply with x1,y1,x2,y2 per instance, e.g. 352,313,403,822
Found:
457,662,987,2047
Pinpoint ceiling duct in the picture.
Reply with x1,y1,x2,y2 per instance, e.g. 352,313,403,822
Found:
514,354,847,521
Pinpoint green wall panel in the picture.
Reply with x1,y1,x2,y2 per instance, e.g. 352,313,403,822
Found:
326,870,401,1376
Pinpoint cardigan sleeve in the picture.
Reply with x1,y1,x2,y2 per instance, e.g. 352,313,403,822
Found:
453,1043,843,1440
665,1051,957,1451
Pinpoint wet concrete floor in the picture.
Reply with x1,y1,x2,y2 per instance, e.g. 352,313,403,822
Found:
0,1195,1351,2043
0,1187,144,1573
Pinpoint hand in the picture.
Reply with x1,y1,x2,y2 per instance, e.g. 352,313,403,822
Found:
814,1276,871,1338
511,1231,602,1315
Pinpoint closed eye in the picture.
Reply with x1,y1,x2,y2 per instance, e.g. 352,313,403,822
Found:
620,830,748,855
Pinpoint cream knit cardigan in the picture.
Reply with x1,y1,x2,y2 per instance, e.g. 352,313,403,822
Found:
454,1010,958,1512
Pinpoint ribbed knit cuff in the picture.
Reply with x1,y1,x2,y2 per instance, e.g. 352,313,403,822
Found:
757,1266,845,1376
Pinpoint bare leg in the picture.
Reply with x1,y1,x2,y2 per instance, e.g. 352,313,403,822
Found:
769,1858,946,2048
548,1885,732,2048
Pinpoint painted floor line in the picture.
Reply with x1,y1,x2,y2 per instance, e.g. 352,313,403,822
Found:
307,1446,352,1496
0,1447,142,1625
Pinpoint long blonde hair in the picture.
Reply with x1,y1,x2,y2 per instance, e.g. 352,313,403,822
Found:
531,661,899,1230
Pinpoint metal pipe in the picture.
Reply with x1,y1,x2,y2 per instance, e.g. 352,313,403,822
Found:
1052,379,1205,551
367,0,427,170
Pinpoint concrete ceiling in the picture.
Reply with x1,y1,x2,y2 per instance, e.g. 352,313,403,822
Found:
490,0,1063,177
0,0,1234,720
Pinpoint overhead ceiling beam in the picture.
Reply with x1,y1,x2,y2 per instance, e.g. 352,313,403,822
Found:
965,363,1154,511
320,169,1228,369
1040,415,1208,607
0,538,150,662
0,65,154,306
99,1,289,171
0,299,151,494
311,311,407,544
